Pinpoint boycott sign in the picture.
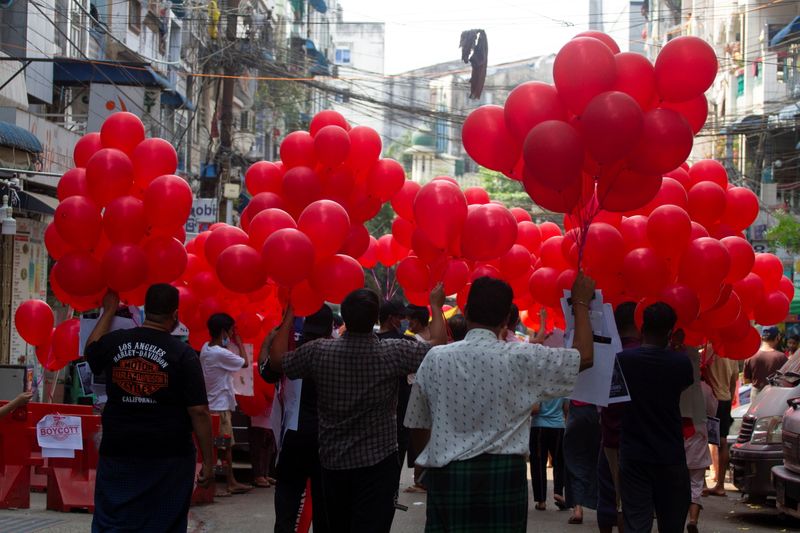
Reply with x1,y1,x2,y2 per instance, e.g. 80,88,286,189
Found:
37,414,83,451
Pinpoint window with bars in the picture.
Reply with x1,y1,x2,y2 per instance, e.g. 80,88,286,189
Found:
129,0,141,32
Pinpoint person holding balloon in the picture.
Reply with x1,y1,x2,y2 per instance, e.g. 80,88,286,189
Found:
0,391,33,419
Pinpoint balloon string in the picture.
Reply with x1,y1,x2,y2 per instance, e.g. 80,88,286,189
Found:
575,185,601,273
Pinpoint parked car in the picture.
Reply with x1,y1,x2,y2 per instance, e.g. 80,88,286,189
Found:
730,366,800,500
728,402,750,449
773,396,800,518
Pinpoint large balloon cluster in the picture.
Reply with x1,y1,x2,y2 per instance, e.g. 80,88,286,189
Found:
176,111,411,349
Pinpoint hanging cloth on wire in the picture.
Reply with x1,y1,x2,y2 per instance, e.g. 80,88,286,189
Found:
459,29,488,100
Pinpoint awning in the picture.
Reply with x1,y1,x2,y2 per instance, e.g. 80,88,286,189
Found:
161,90,195,111
0,121,42,153
728,114,766,134
0,186,56,215
777,102,800,121
770,16,800,48
305,40,330,76
309,0,327,13
53,58,171,88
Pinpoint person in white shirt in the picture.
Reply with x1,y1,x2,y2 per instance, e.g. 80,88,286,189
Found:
404,274,596,532
200,313,251,496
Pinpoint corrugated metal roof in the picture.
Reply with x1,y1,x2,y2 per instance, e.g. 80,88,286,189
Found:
0,121,42,153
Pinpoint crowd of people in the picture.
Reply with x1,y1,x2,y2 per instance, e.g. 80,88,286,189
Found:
79,276,798,533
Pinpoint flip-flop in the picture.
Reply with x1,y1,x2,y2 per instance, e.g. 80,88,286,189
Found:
403,485,426,493
254,480,271,488
568,516,583,525
215,491,233,498
706,490,727,497
535,503,546,511
554,497,568,510
229,486,253,494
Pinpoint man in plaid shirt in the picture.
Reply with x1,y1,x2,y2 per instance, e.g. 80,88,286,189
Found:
268,285,447,532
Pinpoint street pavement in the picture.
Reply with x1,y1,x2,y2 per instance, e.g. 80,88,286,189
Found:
2,469,800,532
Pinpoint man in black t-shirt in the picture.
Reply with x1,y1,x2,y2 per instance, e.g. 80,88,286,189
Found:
617,302,693,533
85,285,213,533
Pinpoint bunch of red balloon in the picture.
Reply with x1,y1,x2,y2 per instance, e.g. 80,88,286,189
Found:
45,112,192,310
462,31,715,217
13,299,80,371
173,110,410,350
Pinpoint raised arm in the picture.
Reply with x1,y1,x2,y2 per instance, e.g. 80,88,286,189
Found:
86,291,120,347
268,305,294,373
530,307,548,344
570,273,596,372
428,283,447,346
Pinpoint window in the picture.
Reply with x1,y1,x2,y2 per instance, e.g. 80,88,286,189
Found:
335,47,351,65
334,92,350,103
128,0,141,32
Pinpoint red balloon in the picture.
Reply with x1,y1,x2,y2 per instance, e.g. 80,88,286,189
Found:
754,291,790,326
102,244,148,292
314,125,351,167
687,181,726,227
236,311,263,340
410,229,445,265
690,222,710,241
143,175,192,231
246,192,286,219
14,299,54,346
104,195,147,244
45,223,72,260
679,237,731,291
660,95,708,134
346,126,382,173
574,30,620,53
516,221,542,254
613,52,657,110
636,177,688,215
504,82,567,143
539,236,570,271
461,204,518,261
262,228,315,286
297,200,351,259
143,236,187,283
54,252,105,296
471,263,501,281
553,37,617,114
54,196,102,252
376,235,400,267
51,318,80,364
321,166,355,205
280,131,316,168
391,180,421,220
392,217,415,249
620,215,649,251
245,161,283,196
100,112,145,155
720,237,755,283
664,167,692,189
414,180,468,249
523,171,583,214
654,36,718,103
582,223,626,275
622,248,671,297
397,257,431,293
660,284,700,327
529,267,562,308
721,187,758,231
597,169,661,213
510,207,532,223
720,326,761,360
523,120,584,190
358,236,378,269
734,273,766,314
443,259,470,295
500,244,532,279
85,148,134,207
310,110,349,136
131,138,178,187
310,254,365,304
291,280,325,317
647,205,691,257
368,159,406,202
752,253,784,292
581,92,644,165
57,168,89,201
340,224,371,259
204,225,249,267
628,109,694,176
73,132,103,167
282,166,322,215
779,276,795,301
688,160,728,188
539,222,563,242
462,105,520,174
248,208,296,249
216,244,265,293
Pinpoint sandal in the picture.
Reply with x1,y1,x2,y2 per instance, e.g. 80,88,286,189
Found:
228,485,253,494
215,490,233,498
554,496,568,510
254,477,271,488
535,502,546,511
568,515,583,525
403,484,427,493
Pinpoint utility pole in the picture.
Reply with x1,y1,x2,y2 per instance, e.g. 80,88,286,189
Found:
218,0,239,224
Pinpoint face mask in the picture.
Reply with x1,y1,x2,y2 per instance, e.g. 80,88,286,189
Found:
400,320,410,333
221,336,230,348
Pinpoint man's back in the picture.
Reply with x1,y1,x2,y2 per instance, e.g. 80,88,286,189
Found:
282,332,429,469
618,345,693,465
744,348,787,389
86,327,208,457
406,328,580,467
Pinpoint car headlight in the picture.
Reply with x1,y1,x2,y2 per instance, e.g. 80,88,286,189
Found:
751,416,783,444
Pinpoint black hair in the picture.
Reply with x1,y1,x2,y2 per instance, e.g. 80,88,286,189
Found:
614,301,638,335
144,283,179,321
379,301,406,325
207,313,235,338
340,288,380,333
407,305,430,325
333,313,344,328
465,276,514,328
448,314,468,341
641,302,677,341
300,304,334,344
507,304,520,329
789,335,800,342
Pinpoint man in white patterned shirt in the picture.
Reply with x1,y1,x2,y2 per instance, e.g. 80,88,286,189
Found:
404,274,596,532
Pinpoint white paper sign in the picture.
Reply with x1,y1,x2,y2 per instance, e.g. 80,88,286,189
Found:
37,415,83,451
42,447,75,458
233,344,254,396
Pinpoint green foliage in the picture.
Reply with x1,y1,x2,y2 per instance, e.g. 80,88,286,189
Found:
766,210,800,254
255,80,306,131
479,167,534,210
